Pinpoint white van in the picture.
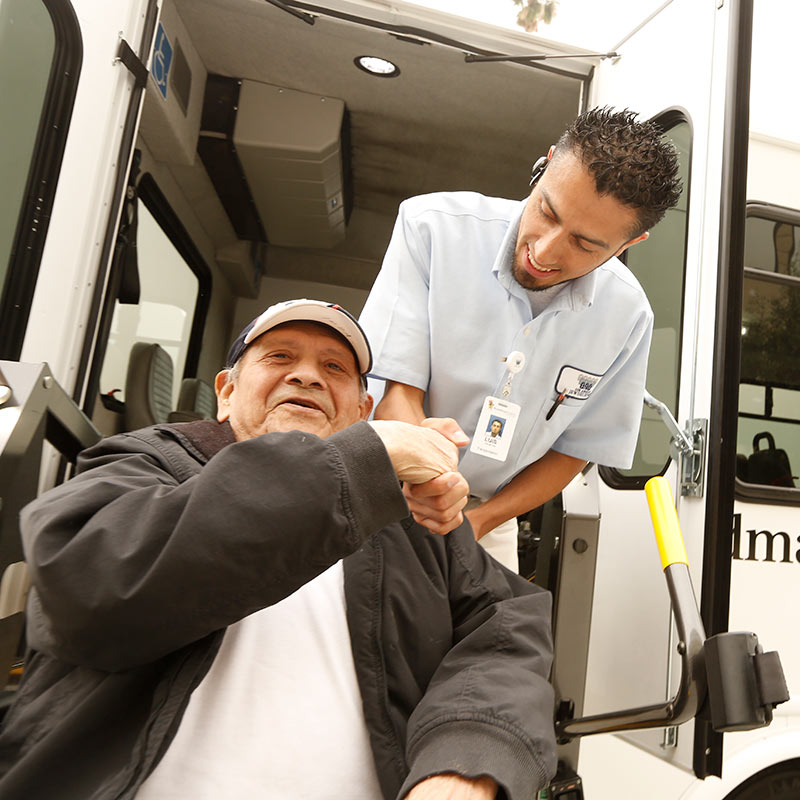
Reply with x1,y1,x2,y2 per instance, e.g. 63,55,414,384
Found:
0,0,796,797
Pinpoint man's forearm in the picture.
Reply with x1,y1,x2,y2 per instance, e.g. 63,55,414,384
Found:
374,380,426,424
404,773,498,799
467,449,587,538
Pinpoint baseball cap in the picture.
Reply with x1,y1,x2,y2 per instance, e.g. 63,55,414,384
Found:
225,299,373,374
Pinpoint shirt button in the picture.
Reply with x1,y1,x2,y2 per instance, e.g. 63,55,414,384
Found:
523,328,531,336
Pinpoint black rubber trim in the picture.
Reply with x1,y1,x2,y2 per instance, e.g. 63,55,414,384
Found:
74,0,160,414
0,0,82,360
693,0,754,780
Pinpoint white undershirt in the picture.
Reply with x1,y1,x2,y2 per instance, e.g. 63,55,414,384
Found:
137,561,383,799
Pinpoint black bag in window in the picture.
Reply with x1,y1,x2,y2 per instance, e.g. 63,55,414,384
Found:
746,432,796,488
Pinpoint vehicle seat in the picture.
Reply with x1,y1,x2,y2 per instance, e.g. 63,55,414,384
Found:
746,431,796,488
168,378,216,422
123,342,174,431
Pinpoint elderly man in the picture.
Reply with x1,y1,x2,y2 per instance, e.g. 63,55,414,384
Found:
0,299,557,800
360,107,683,570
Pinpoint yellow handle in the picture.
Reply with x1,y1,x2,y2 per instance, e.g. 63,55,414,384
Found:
645,477,688,570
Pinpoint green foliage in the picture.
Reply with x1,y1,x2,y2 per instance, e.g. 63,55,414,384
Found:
511,0,559,33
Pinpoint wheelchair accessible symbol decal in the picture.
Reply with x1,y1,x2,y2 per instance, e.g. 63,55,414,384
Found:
152,23,173,100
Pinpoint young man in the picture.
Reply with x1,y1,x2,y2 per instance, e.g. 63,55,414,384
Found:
360,107,682,570
0,300,557,800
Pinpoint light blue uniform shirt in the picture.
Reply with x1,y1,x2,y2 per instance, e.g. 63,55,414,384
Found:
360,192,653,501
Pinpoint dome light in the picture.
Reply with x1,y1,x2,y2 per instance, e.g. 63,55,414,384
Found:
354,56,400,78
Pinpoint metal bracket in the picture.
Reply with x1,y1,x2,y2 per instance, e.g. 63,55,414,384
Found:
114,36,148,90
465,50,617,64
680,418,707,498
643,391,707,497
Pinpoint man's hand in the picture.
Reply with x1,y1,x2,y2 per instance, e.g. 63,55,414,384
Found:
369,420,460,483
403,471,469,534
418,417,470,449
405,773,498,800
369,418,470,534
401,416,470,533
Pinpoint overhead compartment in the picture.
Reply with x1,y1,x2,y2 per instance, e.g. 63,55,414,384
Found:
196,75,350,252
233,80,347,249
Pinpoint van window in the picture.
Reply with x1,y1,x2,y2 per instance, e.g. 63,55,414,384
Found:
736,208,800,501
0,0,80,359
99,194,200,409
0,0,53,290
600,113,691,488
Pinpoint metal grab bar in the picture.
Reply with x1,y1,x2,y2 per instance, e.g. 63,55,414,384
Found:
556,477,707,740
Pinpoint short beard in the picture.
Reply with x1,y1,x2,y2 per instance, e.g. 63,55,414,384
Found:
512,262,566,292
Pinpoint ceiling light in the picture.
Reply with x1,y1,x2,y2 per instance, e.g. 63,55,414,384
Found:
354,56,400,78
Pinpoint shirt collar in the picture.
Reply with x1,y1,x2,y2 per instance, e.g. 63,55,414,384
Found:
492,197,599,313
492,199,529,305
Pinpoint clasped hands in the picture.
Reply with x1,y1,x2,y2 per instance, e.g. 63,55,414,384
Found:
368,418,470,534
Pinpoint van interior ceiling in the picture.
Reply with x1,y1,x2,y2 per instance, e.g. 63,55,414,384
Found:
136,0,594,313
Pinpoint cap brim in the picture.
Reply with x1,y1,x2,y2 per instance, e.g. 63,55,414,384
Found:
243,301,372,374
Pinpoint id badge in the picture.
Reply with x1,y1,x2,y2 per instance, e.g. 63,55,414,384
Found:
469,396,521,462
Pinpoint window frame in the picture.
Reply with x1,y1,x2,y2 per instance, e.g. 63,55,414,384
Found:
599,107,693,490
0,0,82,360
82,171,212,418
735,200,800,506
137,173,212,381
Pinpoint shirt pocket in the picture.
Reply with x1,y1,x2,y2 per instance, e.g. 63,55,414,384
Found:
515,389,587,466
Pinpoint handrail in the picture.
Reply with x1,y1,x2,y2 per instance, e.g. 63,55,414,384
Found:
556,477,707,739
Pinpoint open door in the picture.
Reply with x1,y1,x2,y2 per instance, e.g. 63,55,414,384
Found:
551,0,755,792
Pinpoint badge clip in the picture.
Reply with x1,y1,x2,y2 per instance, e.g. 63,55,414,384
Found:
500,351,526,398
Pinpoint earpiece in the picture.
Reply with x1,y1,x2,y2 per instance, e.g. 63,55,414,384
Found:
529,155,548,187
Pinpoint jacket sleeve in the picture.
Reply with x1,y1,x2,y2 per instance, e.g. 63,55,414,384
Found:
22,422,408,672
400,530,557,799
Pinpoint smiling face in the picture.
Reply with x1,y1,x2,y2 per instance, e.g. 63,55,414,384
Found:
513,149,648,291
215,321,373,441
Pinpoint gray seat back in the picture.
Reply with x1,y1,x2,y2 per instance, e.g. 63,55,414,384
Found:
168,378,216,422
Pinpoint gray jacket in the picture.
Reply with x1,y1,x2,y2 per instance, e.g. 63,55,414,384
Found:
0,419,556,799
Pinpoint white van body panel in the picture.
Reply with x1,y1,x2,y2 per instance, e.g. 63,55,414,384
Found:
20,0,157,398
577,0,733,777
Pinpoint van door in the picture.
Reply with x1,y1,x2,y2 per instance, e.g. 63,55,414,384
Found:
570,0,748,786
15,0,161,405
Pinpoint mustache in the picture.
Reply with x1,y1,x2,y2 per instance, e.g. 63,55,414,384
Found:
271,391,330,415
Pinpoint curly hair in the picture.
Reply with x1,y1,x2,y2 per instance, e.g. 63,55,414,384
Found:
555,107,683,237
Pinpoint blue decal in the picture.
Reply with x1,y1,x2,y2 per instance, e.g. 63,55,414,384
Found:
151,23,173,100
